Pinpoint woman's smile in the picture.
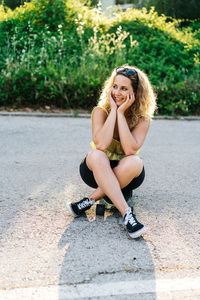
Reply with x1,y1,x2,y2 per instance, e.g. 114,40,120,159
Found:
111,94,126,106
113,96,125,102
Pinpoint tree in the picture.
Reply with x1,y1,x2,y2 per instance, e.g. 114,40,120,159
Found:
0,0,31,10
147,0,200,20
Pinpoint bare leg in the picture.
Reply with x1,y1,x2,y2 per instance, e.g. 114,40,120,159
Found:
86,150,143,217
89,155,143,201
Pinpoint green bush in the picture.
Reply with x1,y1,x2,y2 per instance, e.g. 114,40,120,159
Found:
0,1,199,115
147,0,200,20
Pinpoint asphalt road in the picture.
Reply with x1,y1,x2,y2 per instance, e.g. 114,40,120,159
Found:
0,116,200,299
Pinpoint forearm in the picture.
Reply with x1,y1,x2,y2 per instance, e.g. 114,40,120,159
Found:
117,111,138,155
94,108,117,150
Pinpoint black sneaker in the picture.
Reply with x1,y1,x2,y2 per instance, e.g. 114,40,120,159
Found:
66,197,95,217
123,207,146,238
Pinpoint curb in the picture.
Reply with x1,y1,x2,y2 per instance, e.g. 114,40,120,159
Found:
0,111,91,118
0,111,200,120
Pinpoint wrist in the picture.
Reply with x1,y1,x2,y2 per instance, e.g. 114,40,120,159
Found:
117,109,125,116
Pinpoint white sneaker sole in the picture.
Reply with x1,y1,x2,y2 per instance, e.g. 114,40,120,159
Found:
128,226,147,239
66,203,78,217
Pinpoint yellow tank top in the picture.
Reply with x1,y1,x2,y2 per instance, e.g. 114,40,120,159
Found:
90,107,139,161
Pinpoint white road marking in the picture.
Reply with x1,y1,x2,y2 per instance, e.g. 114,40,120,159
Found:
0,277,200,299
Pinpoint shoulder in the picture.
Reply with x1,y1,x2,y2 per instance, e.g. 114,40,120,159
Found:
131,117,151,132
138,117,151,126
92,106,109,114
91,106,108,121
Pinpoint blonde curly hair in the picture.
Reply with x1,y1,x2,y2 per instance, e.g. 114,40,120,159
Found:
97,65,157,128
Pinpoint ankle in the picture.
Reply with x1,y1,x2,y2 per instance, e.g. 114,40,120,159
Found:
122,206,131,218
89,196,97,202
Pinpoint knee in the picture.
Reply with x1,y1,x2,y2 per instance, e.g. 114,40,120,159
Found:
130,155,143,170
87,149,109,165
121,155,143,172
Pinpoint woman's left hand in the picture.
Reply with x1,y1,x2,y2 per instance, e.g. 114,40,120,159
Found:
118,93,135,114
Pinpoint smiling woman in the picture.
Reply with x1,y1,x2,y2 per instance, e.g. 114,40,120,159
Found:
67,65,157,239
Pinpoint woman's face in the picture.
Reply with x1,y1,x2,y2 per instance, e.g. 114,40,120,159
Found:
111,74,134,107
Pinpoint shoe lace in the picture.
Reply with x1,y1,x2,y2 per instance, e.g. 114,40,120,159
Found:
124,207,137,226
78,198,94,210
128,213,137,226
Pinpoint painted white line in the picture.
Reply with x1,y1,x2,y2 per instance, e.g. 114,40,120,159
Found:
0,277,200,299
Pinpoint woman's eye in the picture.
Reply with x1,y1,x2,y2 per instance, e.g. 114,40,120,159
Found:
122,87,127,91
113,85,117,89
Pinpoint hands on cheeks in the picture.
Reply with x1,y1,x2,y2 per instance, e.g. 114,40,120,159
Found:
117,92,135,114
108,89,117,110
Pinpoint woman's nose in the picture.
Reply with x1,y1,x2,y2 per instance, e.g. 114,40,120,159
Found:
115,89,121,95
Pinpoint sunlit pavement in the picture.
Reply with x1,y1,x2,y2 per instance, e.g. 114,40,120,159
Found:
0,116,200,299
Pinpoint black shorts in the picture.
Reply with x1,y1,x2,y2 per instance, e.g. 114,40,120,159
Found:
79,156,145,193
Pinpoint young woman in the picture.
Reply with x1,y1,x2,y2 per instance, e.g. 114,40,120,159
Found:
67,65,157,239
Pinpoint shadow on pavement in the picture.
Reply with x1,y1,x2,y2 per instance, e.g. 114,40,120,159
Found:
58,209,156,299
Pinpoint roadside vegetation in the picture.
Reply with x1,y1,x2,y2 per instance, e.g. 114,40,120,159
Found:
0,0,199,115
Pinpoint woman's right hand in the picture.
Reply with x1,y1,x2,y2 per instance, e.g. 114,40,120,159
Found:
108,89,117,110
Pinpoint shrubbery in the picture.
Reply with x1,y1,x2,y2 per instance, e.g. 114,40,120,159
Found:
147,0,200,20
0,0,199,115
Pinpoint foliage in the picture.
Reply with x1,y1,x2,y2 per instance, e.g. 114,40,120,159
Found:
0,0,199,115
0,0,28,10
147,0,200,20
